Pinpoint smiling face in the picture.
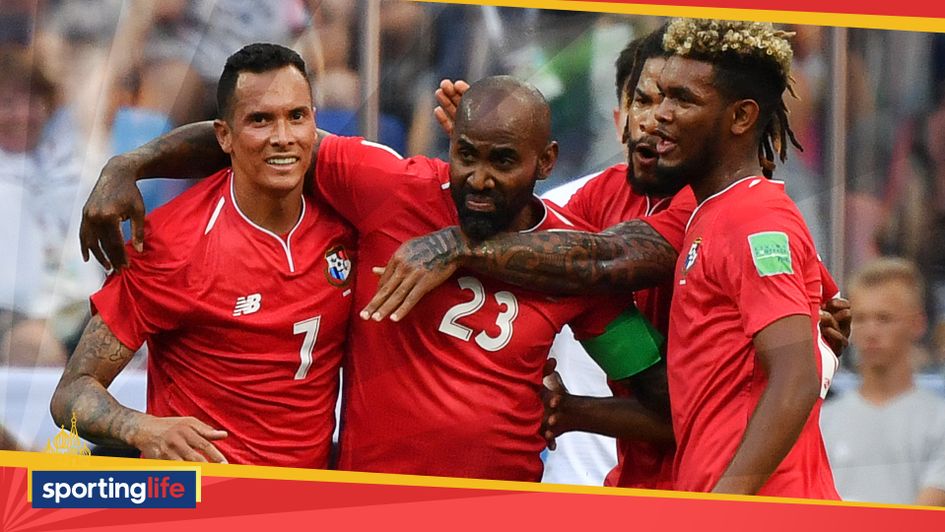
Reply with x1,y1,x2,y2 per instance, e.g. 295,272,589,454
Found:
214,65,315,198
641,55,730,195
449,85,556,241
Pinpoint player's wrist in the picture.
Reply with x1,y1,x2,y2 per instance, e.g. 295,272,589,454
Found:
553,392,585,434
447,226,473,263
123,411,157,450
103,153,148,183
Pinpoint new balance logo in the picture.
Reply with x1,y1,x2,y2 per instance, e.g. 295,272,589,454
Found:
233,293,262,316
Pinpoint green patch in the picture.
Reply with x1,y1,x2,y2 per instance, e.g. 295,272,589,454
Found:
747,232,793,277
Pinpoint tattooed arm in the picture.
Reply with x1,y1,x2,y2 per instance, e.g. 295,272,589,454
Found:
51,315,228,462
363,220,678,321
80,122,331,270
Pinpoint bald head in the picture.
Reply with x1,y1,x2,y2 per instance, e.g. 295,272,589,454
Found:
448,76,559,241
455,76,551,150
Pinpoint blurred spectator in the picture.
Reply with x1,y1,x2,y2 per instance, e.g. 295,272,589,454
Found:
821,258,945,505
880,83,945,369
311,68,408,156
0,51,100,366
137,0,310,125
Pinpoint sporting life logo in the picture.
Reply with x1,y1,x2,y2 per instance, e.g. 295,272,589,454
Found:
31,470,199,508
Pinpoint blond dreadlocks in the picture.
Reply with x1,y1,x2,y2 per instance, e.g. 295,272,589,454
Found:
662,18,803,178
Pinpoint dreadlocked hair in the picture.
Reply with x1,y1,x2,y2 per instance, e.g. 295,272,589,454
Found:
662,18,803,178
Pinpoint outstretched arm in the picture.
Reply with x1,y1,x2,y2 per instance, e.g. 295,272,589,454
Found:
51,315,228,463
80,121,227,270
80,122,329,269
363,221,677,321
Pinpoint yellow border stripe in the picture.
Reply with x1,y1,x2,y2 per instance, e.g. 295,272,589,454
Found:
5,451,944,512
416,0,945,33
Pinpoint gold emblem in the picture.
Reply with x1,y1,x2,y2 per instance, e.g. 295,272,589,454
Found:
44,412,91,456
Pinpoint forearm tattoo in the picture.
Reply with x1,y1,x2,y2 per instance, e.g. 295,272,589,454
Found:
133,122,229,179
52,316,141,448
465,220,678,294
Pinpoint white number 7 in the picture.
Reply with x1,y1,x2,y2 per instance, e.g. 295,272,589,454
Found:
293,316,321,380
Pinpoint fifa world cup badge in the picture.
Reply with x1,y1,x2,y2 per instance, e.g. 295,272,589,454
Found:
324,246,352,287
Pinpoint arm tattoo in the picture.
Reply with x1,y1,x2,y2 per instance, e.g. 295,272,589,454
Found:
464,220,678,295
132,122,230,180
51,316,143,448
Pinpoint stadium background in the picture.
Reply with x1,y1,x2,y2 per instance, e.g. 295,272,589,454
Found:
1,0,943,484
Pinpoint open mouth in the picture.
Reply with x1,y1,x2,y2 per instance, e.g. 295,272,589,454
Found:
634,144,659,165
656,139,677,155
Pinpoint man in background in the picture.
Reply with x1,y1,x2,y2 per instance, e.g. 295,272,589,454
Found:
822,258,945,505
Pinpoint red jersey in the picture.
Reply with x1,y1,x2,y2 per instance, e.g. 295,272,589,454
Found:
92,169,355,468
668,176,838,498
562,164,696,489
315,136,627,481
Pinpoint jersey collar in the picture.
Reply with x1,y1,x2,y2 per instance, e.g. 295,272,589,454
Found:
685,175,784,232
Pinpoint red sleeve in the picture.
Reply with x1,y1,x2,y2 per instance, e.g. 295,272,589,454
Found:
558,177,598,228
641,186,696,252
90,238,188,352
314,135,447,231
716,208,817,338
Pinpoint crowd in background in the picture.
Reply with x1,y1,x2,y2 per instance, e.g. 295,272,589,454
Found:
1,0,944,504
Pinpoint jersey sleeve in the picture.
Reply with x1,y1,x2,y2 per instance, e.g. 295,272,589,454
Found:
716,206,818,338
819,261,840,300
90,235,189,351
640,186,696,252
314,135,448,230
556,174,600,227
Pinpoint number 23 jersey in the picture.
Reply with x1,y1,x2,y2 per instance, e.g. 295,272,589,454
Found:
316,135,625,481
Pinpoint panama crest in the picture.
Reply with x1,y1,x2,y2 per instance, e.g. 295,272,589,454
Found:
684,237,702,274
325,246,352,286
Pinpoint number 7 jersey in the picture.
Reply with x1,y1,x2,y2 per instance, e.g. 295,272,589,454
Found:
316,136,628,481
91,169,355,468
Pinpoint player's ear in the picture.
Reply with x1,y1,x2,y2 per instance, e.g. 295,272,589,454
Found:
612,107,623,144
214,119,233,154
537,141,558,180
730,99,760,137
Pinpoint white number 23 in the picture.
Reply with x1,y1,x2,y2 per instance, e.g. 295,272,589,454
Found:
438,276,519,352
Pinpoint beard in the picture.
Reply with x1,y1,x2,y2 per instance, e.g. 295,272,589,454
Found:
452,185,517,242
625,128,721,197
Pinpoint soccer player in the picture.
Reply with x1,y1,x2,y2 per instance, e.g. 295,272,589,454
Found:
366,20,841,497
403,27,847,491
77,75,667,481
51,44,355,467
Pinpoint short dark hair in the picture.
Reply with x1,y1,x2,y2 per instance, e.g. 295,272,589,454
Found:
216,43,309,121
614,25,667,103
